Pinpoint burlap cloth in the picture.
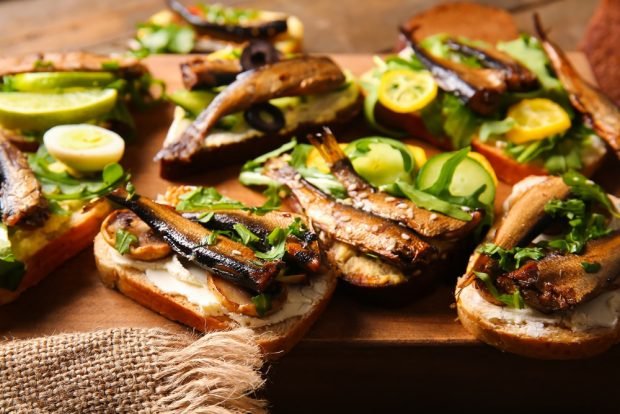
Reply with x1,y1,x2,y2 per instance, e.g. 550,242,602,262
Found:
0,327,267,413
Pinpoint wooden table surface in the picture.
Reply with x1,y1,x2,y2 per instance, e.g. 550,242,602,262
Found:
0,0,599,55
1,1,617,412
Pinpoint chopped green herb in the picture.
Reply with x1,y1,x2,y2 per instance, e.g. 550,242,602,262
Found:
474,271,524,309
581,261,601,273
562,170,619,217
29,146,129,201
255,227,288,261
197,211,214,223
125,181,136,200
477,243,545,272
233,223,260,246
288,217,307,238
115,229,138,255
478,117,515,141
251,293,272,317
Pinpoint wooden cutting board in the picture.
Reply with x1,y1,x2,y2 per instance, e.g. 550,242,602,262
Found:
1,53,617,350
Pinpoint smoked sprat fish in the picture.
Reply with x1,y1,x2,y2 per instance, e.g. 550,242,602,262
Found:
308,128,483,239
0,132,48,227
182,209,322,273
156,56,346,163
534,14,620,159
263,157,436,271
107,187,283,292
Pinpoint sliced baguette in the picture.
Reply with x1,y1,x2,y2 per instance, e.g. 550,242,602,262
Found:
456,282,620,359
93,234,337,357
0,199,111,305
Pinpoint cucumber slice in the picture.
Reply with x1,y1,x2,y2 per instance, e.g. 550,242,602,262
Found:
344,137,416,187
168,90,215,117
417,152,495,206
8,72,116,91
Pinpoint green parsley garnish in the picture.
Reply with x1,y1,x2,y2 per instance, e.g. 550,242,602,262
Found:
115,229,138,255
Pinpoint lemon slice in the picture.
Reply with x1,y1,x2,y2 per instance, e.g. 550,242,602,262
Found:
0,89,117,131
43,124,125,172
378,69,437,113
506,98,571,144
9,72,115,92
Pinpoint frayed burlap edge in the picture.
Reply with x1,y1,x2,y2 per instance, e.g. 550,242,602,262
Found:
0,327,267,414
152,328,267,414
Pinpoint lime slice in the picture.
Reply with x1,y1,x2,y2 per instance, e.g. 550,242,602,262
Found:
0,89,117,131
43,124,125,172
8,72,116,92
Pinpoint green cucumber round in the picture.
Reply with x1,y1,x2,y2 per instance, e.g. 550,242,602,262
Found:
416,152,495,206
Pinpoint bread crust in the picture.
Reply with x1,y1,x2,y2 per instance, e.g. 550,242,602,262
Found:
456,282,620,359
159,96,362,180
396,2,519,50
93,234,337,357
0,199,112,305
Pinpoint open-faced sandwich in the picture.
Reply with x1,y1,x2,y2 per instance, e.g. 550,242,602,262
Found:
94,185,336,355
0,126,130,304
239,128,495,293
457,172,620,359
131,0,303,55
157,41,361,178
0,51,162,148
0,51,156,303
361,15,620,184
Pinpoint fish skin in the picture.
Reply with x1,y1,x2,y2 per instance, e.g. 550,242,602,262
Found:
180,57,242,90
534,14,620,159
499,232,620,312
444,38,539,92
402,28,506,115
156,56,345,163
308,129,483,239
263,157,436,271
0,133,48,227
182,209,322,273
106,188,283,293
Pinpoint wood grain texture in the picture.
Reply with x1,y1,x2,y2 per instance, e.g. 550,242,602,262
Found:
0,0,599,55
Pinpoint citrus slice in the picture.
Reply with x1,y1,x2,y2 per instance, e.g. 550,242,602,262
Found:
0,89,117,131
8,72,115,92
506,98,571,144
377,69,437,113
306,143,347,173
43,124,125,172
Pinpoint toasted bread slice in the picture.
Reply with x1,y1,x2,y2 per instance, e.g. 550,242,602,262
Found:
93,234,337,357
396,2,519,51
0,199,111,305
456,282,620,359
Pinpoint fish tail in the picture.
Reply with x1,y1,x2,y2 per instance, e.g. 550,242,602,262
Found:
307,127,346,165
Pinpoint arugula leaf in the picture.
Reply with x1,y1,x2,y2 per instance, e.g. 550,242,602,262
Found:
0,224,25,291
477,243,545,272
241,139,298,172
441,94,480,148
176,187,246,212
115,229,138,255
255,227,288,261
233,223,260,246
474,271,525,309
478,117,515,141
581,261,601,273
288,217,307,239
29,146,129,201
562,170,619,217
197,211,214,223
497,35,563,94
393,181,472,221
